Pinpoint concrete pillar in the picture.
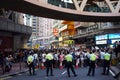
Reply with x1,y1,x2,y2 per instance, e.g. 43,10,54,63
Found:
13,35,22,52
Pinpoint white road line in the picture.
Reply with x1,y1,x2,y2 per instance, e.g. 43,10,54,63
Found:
0,76,12,80
0,78,3,80
109,70,115,76
61,70,67,75
18,74,22,75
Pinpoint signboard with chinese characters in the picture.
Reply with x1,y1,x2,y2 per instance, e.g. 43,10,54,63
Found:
53,28,58,36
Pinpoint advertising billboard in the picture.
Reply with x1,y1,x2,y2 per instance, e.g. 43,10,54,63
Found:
96,40,107,45
95,34,108,40
108,34,120,39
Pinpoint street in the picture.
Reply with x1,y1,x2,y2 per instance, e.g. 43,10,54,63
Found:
1,67,116,80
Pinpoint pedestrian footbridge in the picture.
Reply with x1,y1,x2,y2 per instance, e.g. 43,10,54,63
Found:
0,0,120,22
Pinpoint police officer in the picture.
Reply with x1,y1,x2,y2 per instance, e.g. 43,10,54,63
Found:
102,50,111,75
65,51,77,77
87,50,97,76
27,52,35,76
45,52,54,76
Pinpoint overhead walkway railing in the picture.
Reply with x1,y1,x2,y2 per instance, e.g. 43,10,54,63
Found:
0,0,120,22
46,0,120,13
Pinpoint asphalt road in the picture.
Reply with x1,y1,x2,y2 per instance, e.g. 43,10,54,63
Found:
2,67,116,80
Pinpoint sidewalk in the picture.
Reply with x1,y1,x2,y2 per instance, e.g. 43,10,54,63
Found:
0,62,28,78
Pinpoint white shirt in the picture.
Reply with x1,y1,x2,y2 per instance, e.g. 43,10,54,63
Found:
75,51,80,56
100,51,105,60
54,53,58,60
33,53,38,59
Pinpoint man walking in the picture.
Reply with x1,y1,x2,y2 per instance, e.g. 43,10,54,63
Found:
65,51,77,77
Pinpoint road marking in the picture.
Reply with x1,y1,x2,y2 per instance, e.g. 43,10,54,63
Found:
61,70,67,75
0,78,3,80
109,70,115,76
0,76,12,80
18,74,22,75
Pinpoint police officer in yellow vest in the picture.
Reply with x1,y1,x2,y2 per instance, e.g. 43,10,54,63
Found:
102,49,111,75
65,51,77,77
45,52,54,76
27,52,35,76
87,50,97,76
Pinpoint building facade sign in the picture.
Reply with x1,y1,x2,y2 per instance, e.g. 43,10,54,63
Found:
87,24,99,33
53,28,59,36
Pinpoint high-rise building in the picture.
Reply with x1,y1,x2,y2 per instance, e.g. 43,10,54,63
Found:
24,14,55,38
37,17,55,47
23,14,32,26
24,14,39,40
39,17,55,37
23,14,56,48
31,16,39,38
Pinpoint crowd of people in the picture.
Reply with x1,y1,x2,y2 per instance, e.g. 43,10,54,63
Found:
0,51,14,73
0,44,120,77
26,46,119,77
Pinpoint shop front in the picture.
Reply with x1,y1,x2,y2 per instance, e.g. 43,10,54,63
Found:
0,35,13,56
58,40,74,47
95,33,120,48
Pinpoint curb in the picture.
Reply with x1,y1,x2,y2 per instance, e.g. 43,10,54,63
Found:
0,69,29,78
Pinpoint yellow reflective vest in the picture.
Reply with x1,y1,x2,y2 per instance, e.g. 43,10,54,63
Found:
65,54,72,62
46,53,53,60
27,55,34,64
104,53,111,61
90,53,96,61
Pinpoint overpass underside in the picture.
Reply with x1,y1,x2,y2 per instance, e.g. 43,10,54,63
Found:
0,0,120,22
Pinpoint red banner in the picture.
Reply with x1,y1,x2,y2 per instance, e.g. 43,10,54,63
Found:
53,28,58,36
